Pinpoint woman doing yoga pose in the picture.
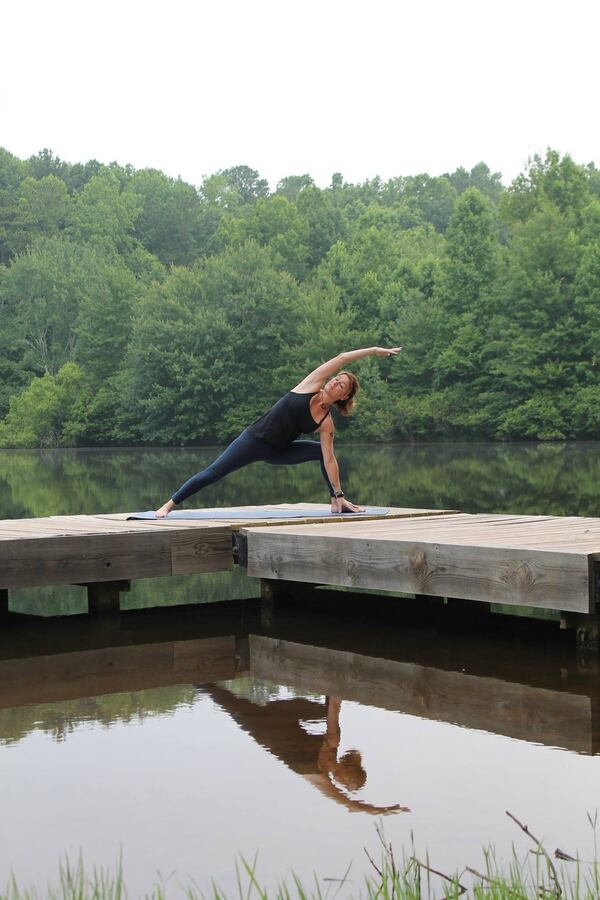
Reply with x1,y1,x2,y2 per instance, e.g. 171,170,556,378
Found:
155,345,401,518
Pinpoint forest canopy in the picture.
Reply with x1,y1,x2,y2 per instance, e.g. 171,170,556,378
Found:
1,147,600,447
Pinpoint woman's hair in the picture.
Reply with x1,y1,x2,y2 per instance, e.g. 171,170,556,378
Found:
332,749,367,791
334,370,360,416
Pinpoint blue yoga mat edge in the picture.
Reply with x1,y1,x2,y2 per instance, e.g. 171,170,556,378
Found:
127,506,390,520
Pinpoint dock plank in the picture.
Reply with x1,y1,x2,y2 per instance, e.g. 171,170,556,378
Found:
244,514,599,613
170,529,234,575
4,506,600,616
0,531,174,589
0,506,447,592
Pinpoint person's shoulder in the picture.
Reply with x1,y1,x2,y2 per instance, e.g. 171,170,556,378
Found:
318,411,335,434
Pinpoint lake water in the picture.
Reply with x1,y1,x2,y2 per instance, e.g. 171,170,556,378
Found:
1,443,600,895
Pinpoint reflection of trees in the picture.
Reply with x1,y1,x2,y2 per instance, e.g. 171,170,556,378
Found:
0,685,198,746
342,442,600,516
3,443,600,521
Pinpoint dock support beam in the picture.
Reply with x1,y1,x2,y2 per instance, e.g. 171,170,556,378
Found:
84,580,130,615
0,588,8,618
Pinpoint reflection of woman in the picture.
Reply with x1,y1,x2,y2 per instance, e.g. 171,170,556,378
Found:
204,686,407,814
156,346,401,517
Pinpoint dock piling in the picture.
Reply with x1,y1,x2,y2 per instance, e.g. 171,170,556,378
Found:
83,580,131,615
561,612,600,651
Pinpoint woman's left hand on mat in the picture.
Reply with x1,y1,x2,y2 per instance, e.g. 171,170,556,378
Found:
331,497,364,514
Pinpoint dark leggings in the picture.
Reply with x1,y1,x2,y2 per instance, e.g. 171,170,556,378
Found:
171,429,335,505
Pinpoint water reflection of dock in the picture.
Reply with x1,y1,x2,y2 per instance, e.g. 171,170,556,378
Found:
249,635,596,755
1,602,598,756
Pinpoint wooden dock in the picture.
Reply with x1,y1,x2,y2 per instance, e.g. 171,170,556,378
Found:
3,506,600,641
0,504,447,613
244,513,600,638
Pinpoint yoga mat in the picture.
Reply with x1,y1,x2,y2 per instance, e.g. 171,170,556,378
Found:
128,506,390,520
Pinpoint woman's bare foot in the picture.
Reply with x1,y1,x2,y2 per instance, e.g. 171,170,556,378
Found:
155,499,176,518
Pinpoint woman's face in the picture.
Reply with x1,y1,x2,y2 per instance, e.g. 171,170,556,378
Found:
324,374,351,402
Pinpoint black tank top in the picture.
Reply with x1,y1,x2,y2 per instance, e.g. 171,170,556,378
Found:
246,391,330,450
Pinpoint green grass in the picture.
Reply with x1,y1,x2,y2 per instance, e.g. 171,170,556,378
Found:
3,820,600,899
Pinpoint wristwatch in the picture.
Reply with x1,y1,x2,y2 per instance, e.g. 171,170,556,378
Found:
333,490,345,498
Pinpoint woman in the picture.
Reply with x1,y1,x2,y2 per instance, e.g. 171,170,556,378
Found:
155,345,401,517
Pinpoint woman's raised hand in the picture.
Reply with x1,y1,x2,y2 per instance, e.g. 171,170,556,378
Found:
374,346,402,357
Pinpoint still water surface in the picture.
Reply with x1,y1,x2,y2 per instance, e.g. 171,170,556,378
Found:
2,443,600,894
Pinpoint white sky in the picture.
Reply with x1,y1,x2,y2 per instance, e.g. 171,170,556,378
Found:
1,0,599,190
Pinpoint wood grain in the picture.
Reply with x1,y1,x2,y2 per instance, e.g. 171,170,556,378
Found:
245,515,597,612
170,528,233,575
0,532,173,589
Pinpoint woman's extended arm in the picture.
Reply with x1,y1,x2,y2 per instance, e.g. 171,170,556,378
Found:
293,346,402,393
319,420,363,513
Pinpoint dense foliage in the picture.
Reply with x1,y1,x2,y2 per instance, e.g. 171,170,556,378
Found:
1,147,599,447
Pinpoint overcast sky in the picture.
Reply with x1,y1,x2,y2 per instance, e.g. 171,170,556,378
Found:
2,0,598,190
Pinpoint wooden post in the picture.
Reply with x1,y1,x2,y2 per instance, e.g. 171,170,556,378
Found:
85,580,130,615
259,578,321,626
561,612,600,652
0,589,8,618
446,596,491,620
576,618,600,651
260,579,276,630
415,594,445,608
235,636,250,673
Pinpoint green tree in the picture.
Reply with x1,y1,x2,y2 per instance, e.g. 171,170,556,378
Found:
394,174,458,232
437,188,499,314
501,150,592,226
26,148,66,180
75,263,138,384
5,175,70,255
236,195,310,278
0,237,136,383
120,242,302,443
127,169,203,265
67,171,140,254
445,162,503,205
297,186,346,268
219,165,269,203
276,174,314,201
0,148,28,264
0,362,91,448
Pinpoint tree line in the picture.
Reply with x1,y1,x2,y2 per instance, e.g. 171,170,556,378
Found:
0,146,599,447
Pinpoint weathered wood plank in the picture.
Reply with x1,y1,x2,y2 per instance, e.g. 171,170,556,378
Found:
245,527,593,612
0,532,173,589
170,527,233,575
